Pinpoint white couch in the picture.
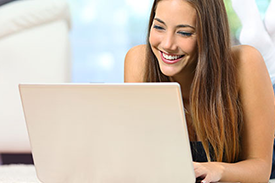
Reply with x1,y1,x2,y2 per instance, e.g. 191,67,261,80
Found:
0,0,71,154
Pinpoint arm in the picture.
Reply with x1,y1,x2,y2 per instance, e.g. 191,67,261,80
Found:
194,45,275,183
124,44,146,82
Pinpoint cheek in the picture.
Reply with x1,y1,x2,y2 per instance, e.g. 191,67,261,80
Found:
179,39,197,54
149,29,160,47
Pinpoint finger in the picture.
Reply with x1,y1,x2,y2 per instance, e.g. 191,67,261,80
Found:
201,174,212,183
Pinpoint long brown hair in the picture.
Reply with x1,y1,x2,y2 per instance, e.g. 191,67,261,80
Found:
144,0,243,163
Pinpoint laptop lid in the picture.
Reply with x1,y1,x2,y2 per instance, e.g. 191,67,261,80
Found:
19,83,195,183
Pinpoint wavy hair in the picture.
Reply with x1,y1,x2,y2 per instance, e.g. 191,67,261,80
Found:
144,0,243,163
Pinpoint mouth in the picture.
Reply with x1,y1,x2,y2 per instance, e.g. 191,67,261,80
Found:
160,51,185,64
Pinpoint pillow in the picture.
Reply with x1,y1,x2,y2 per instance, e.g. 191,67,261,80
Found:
0,0,18,6
0,0,70,39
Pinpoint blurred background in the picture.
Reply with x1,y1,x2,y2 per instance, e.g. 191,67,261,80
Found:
68,0,271,83
68,0,152,83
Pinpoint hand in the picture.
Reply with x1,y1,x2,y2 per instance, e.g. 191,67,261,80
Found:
193,162,225,183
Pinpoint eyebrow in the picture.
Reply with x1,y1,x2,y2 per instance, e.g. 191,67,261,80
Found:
154,18,195,30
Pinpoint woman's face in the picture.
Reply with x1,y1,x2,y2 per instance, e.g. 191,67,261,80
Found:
149,0,197,77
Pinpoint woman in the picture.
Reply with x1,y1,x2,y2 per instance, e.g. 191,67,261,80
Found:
124,0,275,182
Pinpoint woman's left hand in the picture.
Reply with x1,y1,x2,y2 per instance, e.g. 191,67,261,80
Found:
193,162,225,183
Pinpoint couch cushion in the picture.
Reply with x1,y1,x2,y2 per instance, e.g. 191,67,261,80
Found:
0,0,70,39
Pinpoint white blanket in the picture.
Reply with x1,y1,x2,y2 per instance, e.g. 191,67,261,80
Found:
0,165,40,183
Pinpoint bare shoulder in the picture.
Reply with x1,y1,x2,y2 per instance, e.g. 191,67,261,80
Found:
232,44,274,123
124,44,147,82
231,45,273,101
232,45,265,70
231,45,269,86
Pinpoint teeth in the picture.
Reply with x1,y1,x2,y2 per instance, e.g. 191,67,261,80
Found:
163,52,183,60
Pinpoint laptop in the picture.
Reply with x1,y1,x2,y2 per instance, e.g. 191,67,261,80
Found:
19,83,195,183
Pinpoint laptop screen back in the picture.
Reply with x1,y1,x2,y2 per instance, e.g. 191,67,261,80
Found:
19,83,195,183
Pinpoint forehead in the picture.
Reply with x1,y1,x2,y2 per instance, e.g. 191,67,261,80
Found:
155,0,196,27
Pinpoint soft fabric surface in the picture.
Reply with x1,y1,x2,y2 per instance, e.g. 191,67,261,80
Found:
0,164,40,183
0,0,70,39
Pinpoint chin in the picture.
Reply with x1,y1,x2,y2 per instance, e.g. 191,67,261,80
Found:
159,65,181,77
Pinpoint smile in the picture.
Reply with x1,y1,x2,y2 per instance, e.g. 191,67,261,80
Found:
160,51,185,64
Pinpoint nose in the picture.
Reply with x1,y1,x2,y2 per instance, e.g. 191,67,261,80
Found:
162,32,177,51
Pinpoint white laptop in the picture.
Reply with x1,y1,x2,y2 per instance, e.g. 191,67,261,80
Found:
19,83,195,183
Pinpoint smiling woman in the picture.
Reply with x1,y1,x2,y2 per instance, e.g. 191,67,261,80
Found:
149,0,197,77
124,0,275,182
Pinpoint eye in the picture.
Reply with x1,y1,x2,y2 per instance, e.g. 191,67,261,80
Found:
178,31,193,37
153,25,165,30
